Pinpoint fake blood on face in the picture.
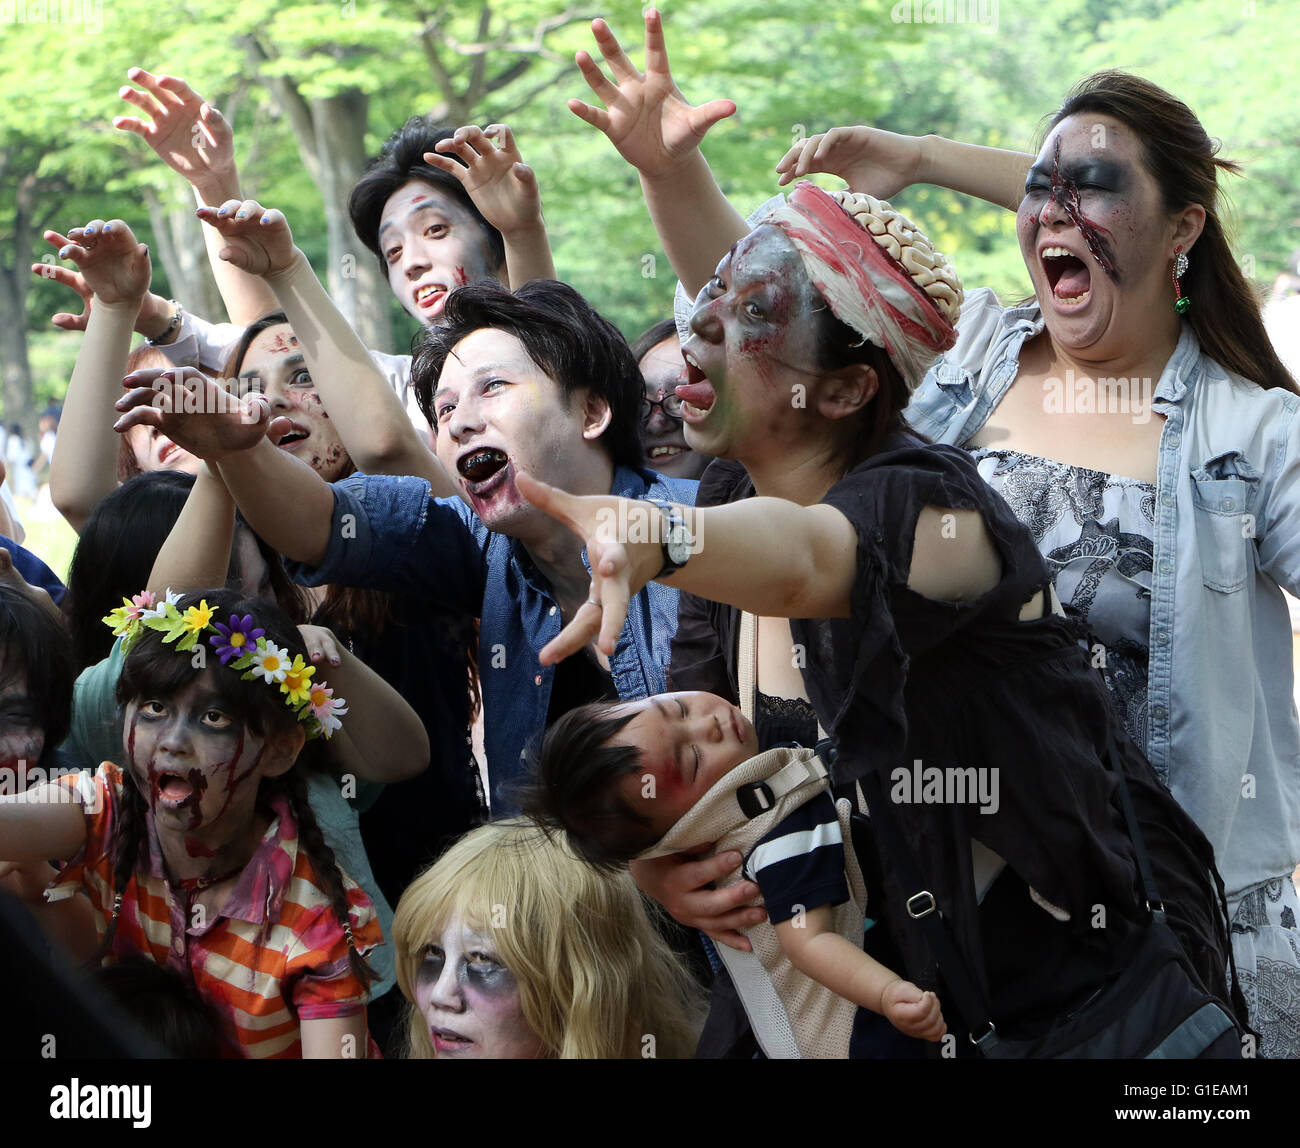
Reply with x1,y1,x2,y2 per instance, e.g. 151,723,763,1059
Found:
1048,138,1119,282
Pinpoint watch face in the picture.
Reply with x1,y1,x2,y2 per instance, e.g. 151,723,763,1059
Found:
664,517,692,566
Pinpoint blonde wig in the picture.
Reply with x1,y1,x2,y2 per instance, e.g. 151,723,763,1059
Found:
393,818,704,1059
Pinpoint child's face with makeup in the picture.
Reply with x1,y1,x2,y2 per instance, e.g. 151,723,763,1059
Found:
123,669,281,843
414,912,545,1059
613,691,759,838
1018,113,1181,355
235,325,350,481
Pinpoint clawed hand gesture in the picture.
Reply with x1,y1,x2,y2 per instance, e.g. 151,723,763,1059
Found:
193,199,298,278
115,67,237,196
775,127,923,199
426,125,542,236
44,219,151,308
113,365,274,463
570,9,735,180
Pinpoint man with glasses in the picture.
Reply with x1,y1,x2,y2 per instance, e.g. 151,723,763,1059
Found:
632,319,715,482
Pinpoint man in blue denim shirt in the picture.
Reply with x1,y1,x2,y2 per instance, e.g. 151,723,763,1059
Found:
284,281,697,813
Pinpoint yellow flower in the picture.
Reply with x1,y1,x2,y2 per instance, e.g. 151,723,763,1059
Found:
280,654,316,706
181,599,215,634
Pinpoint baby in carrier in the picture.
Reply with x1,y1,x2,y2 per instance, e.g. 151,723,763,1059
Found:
522,690,945,1059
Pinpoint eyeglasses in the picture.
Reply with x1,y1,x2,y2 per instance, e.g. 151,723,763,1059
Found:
641,392,685,423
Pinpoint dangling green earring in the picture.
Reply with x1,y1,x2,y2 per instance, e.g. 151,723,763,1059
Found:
1172,247,1190,314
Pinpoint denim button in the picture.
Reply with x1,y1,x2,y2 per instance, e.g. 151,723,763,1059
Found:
1158,558,1172,576
1161,491,1174,507
1224,498,1235,511
548,606,556,616
534,674,542,685
1167,433,1181,449
1152,704,1168,722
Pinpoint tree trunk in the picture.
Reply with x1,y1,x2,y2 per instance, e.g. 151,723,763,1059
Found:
310,89,392,354
142,185,226,323
0,169,38,435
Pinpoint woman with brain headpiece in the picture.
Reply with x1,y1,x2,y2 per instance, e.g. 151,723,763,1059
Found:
513,11,1245,1058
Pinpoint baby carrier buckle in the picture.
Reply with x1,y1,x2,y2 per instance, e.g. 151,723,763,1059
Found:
906,890,937,919
736,780,776,819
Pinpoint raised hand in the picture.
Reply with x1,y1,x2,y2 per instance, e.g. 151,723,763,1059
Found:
776,127,924,199
193,200,298,278
114,68,238,197
50,220,150,307
31,234,95,330
881,979,947,1042
427,125,542,237
114,366,272,462
569,8,735,181
515,471,666,662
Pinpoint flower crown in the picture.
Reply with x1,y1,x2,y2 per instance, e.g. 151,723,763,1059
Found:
103,590,348,739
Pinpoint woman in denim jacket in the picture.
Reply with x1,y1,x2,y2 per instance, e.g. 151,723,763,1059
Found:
780,72,1300,1056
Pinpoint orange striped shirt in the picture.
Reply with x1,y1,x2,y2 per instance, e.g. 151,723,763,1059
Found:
47,763,383,1059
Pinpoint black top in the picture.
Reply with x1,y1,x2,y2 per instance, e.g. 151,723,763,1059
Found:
670,432,1229,1041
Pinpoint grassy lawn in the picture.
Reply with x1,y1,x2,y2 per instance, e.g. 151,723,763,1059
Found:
12,488,78,582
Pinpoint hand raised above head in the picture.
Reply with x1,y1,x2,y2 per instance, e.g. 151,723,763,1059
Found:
114,67,237,194
50,220,151,308
427,124,541,237
775,126,924,199
194,200,299,278
568,8,735,181
31,234,95,331
113,366,270,462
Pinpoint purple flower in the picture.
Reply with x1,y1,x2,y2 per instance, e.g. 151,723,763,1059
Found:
209,614,266,664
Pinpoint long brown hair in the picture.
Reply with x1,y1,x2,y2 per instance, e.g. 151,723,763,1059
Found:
1050,71,1297,394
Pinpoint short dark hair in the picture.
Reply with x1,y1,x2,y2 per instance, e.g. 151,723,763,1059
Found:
519,701,660,869
0,584,74,769
815,304,911,466
630,318,680,366
348,116,505,275
410,279,646,469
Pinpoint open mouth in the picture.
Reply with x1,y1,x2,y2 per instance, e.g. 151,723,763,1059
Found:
458,448,509,485
647,444,687,461
156,772,195,805
1041,245,1092,306
415,283,448,315
431,1027,473,1053
276,425,309,449
157,439,184,467
676,352,717,421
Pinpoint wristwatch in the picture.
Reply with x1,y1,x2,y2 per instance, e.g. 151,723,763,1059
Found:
647,499,694,580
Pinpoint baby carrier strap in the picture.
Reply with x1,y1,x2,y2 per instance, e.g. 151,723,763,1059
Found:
639,741,865,1058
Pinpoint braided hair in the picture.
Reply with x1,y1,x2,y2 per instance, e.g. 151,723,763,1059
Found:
102,588,372,984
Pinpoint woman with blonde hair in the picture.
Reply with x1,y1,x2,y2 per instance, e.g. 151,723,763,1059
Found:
392,818,703,1059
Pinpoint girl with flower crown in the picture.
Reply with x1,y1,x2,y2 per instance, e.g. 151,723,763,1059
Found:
1,587,429,1058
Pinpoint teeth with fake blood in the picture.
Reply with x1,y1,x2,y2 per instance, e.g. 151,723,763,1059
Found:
1042,246,1075,260
416,284,445,303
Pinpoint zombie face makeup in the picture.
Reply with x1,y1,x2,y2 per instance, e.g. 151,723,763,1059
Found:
0,666,44,774
682,225,828,463
432,327,606,536
123,669,270,853
413,912,545,1059
1018,114,1180,354
612,692,757,838
236,325,350,481
638,336,712,481
379,181,503,325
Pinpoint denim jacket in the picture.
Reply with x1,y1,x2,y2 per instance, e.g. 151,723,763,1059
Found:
285,467,697,814
907,288,1300,899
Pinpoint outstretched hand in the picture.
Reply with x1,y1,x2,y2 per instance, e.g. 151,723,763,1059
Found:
569,8,735,180
31,233,96,330
115,67,237,195
47,220,151,307
113,366,274,462
427,125,542,237
775,127,924,198
193,200,298,278
881,979,947,1042
515,471,664,663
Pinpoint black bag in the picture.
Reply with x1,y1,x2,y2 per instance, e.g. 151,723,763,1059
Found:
849,728,1250,1060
